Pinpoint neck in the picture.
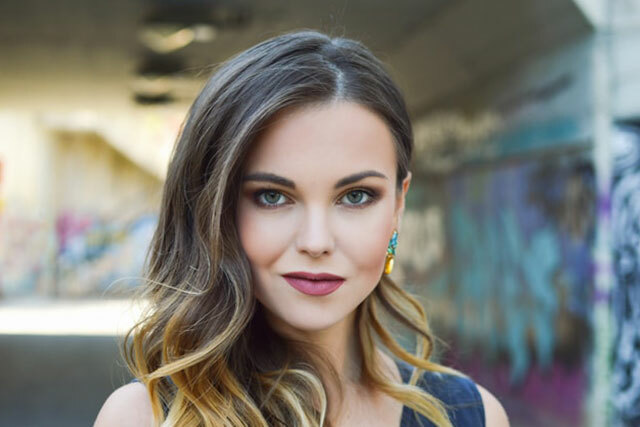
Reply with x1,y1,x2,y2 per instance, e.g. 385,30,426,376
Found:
293,308,366,423
312,310,362,381
267,306,363,382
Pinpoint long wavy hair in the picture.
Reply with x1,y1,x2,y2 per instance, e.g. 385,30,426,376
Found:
123,29,467,427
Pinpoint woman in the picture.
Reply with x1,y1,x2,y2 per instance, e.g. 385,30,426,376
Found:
94,30,509,427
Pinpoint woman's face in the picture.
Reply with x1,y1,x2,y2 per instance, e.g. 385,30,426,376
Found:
236,101,411,334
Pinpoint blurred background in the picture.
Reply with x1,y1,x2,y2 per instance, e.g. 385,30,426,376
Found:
0,0,639,426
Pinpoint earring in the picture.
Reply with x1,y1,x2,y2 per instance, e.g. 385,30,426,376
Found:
384,229,398,275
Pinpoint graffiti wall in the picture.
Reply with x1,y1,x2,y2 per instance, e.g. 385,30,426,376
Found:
0,208,158,299
611,124,640,426
55,211,157,296
0,133,162,298
0,213,52,297
400,149,596,427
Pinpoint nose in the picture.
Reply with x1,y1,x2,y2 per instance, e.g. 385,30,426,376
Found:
295,205,335,257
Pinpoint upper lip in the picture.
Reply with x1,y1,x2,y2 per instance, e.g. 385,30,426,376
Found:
282,271,345,281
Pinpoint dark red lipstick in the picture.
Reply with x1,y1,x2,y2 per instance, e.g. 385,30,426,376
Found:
282,271,345,296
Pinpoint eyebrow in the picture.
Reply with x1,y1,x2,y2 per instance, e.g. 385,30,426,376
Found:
242,170,388,189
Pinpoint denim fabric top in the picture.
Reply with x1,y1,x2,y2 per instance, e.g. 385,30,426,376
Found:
396,360,485,427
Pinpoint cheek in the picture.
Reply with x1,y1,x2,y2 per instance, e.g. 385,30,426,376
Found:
236,200,291,268
337,204,395,274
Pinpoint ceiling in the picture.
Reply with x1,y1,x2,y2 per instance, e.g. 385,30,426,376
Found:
0,0,593,116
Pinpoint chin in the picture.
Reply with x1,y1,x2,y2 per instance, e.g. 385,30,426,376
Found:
260,301,354,335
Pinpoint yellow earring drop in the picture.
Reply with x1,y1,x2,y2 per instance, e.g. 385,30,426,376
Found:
384,229,398,275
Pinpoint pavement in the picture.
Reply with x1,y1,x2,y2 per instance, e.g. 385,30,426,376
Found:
0,333,132,427
0,299,144,427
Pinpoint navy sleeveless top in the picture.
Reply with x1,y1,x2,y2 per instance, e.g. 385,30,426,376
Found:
396,360,485,426
132,361,485,426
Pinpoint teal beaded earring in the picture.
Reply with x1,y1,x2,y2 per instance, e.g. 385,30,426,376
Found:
384,229,398,275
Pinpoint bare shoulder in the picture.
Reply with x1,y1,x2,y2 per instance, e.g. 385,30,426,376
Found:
475,383,510,427
93,382,154,427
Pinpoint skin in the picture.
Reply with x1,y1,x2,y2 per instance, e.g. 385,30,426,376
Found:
94,100,510,427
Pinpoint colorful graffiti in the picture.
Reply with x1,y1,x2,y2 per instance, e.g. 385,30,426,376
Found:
398,206,446,276
0,213,53,297
408,151,596,426
55,211,157,296
611,124,640,426
0,209,157,298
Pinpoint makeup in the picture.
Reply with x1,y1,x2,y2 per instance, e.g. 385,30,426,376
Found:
282,272,345,296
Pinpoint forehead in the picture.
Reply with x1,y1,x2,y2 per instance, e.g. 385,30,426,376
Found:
243,101,397,180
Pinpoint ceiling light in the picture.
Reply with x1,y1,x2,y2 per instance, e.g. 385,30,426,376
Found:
138,23,217,54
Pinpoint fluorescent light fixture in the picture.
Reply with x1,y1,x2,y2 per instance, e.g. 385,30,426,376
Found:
138,23,217,54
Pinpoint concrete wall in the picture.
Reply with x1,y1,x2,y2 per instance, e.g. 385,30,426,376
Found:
609,0,640,120
0,114,163,298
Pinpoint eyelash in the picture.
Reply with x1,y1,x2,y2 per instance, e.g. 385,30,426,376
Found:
252,187,380,210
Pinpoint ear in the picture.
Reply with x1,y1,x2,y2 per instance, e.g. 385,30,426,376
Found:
394,171,412,232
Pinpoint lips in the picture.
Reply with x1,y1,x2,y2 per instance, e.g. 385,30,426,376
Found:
282,271,345,296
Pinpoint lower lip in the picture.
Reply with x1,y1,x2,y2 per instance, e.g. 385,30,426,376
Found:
283,276,345,296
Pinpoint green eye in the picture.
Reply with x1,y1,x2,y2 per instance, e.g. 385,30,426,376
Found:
255,190,287,207
263,191,282,204
341,189,376,206
346,191,365,204
253,188,378,209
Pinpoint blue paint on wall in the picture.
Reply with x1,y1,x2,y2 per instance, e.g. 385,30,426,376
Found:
436,154,595,384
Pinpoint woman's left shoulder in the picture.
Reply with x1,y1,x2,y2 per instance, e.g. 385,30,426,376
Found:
474,382,510,427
